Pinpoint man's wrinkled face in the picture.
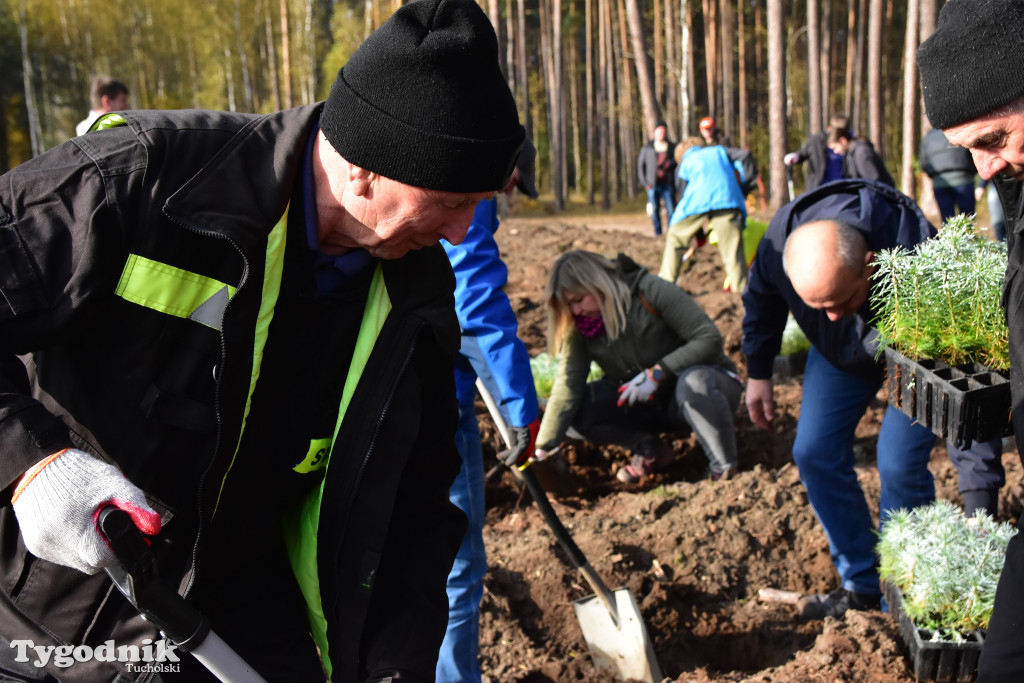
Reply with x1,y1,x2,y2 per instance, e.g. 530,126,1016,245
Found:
323,174,495,259
944,108,1024,181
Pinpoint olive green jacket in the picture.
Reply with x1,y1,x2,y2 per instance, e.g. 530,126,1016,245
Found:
536,255,736,450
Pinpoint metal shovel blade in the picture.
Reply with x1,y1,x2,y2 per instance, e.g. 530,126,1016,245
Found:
573,587,662,683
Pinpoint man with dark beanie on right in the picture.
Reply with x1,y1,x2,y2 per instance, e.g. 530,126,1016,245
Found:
918,1,1024,680
0,0,523,681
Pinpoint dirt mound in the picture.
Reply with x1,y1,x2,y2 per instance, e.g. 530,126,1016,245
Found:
475,212,1024,682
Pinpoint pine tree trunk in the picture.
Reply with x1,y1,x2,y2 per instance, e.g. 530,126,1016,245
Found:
720,0,734,140
702,0,717,116
807,0,822,134
821,0,832,121
265,1,282,112
281,0,293,108
844,0,856,118
768,0,788,208
918,0,939,219
900,0,919,198
738,0,747,149
569,0,582,194
517,0,531,140
680,0,694,136
853,0,867,133
868,0,883,154
506,0,515,95
599,0,611,208
616,0,636,199
624,0,660,138
586,0,596,204
664,0,677,136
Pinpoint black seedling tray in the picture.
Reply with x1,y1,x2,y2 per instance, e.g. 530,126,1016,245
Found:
884,348,1011,448
883,580,983,683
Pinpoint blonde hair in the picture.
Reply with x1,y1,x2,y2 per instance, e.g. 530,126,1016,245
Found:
545,250,631,352
674,136,704,163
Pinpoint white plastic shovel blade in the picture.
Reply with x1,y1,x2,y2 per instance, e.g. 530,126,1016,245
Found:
572,588,662,683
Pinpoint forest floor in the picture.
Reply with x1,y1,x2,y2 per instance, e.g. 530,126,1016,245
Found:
472,203,1023,682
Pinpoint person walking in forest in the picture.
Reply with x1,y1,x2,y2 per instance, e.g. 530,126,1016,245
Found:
438,139,540,683
637,122,677,237
699,116,731,147
827,128,895,186
660,137,748,291
919,127,977,223
784,113,849,193
0,1,524,680
743,178,1005,621
75,76,130,136
534,250,743,483
918,1,1024,678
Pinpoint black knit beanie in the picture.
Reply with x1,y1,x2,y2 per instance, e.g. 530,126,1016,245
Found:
917,0,1024,130
321,0,524,193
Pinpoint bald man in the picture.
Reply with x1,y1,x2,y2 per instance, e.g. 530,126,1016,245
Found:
741,178,1004,621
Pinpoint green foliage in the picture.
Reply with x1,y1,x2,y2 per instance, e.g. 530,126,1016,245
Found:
870,214,1009,371
779,314,810,357
877,500,1017,639
530,352,604,400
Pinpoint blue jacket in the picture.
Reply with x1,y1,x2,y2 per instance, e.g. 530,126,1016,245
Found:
741,179,936,381
669,145,746,224
444,199,539,428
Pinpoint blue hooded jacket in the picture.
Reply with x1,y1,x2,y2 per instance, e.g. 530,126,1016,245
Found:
443,198,539,428
669,145,746,224
741,179,936,382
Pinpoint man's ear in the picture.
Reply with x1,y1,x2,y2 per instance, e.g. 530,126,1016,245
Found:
864,250,875,267
349,164,374,197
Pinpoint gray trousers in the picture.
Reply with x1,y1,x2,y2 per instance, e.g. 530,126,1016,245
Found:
573,365,743,474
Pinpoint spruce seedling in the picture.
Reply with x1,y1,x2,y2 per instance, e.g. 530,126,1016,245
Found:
871,214,1008,370
877,499,1017,641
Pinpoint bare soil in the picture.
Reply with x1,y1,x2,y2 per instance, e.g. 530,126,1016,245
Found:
474,207,1024,682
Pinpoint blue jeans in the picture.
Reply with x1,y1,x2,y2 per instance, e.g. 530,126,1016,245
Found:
647,183,675,236
436,399,486,683
932,183,976,223
794,347,936,595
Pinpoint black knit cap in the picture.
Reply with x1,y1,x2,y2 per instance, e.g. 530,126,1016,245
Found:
917,0,1024,130
321,0,524,193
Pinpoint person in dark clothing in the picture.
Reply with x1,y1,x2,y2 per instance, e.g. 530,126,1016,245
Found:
637,122,677,237
784,113,849,193
827,128,895,186
919,127,978,223
742,178,1004,623
0,1,523,681
918,1,1024,679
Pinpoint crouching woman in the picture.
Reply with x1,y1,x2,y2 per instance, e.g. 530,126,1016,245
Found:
534,250,744,483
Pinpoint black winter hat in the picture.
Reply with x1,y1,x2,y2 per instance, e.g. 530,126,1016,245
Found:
321,0,524,193
917,0,1024,130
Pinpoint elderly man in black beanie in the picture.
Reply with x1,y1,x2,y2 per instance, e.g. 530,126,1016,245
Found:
0,1,522,681
918,1,1024,680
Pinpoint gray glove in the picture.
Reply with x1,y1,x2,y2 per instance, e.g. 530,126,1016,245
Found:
12,448,161,575
498,419,540,469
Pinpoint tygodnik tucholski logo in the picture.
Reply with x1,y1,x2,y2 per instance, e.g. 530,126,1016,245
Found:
8,638,181,673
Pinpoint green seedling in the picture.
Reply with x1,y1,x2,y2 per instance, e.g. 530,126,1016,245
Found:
877,499,1016,641
870,214,1008,371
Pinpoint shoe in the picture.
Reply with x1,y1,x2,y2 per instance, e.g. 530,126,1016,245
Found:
708,465,738,482
797,587,881,619
616,442,675,483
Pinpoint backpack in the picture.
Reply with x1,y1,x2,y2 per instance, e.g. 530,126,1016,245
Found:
725,147,759,196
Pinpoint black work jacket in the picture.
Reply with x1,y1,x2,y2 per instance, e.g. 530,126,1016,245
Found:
0,107,464,681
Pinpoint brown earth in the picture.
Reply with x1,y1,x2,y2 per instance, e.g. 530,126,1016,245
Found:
473,207,1024,683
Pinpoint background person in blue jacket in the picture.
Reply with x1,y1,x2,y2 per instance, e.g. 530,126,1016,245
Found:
437,139,541,683
742,179,1004,621
660,137,748,291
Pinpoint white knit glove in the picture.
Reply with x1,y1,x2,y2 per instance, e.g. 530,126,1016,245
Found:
784,152,799,166
11,448,161,575
616,369,661,407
